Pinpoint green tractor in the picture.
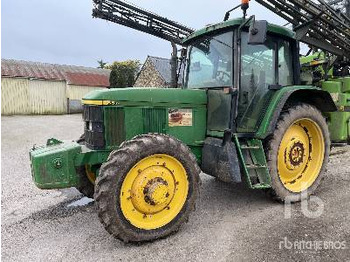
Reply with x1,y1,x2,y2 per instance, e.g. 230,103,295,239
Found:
30,0,350,242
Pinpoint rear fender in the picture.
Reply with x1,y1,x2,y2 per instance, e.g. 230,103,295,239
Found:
256,86,337,139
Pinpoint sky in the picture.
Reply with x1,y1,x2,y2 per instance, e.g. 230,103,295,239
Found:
2,0,287,68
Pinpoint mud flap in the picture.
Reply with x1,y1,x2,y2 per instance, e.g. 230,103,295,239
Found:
201,137,241,183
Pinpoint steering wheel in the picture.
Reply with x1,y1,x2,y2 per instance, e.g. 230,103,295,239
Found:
216,70,231,83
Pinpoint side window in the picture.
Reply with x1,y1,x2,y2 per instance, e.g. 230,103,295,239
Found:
240,33,276,107
238,32,276,131
278,40,293,86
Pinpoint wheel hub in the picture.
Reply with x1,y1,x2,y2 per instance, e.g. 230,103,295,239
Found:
120,154,189,230
277,118,325,193
130,166,175,215
143,177,169,206
286,140,305,170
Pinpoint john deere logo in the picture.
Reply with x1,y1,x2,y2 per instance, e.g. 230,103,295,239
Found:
52,158,63,169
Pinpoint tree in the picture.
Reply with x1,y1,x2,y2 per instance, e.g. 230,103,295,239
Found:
106,60,141,88
97,59,107,69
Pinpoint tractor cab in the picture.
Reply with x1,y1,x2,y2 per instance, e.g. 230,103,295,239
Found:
182,18,299,134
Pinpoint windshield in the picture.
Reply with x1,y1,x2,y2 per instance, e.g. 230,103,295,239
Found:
186,31,233,89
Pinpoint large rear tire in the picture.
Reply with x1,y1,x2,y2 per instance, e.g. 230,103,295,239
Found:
94,134,201,242
266,104,330,202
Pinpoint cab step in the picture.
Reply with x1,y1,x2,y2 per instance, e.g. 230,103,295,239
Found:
234,136,271,189
240,145,260,150
246,164,267,169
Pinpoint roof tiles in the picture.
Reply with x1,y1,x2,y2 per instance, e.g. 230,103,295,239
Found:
1,59,110,87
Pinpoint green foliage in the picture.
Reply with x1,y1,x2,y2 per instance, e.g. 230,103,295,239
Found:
106,60,141,88
97,59,107,69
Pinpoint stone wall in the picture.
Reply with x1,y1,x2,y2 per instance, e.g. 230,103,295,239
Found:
134,59,167,87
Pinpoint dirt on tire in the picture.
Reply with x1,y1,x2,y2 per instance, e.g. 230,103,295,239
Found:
265,104,330,202
94,133,201,243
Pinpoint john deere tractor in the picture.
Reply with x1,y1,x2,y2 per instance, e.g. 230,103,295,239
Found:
30,0,350,242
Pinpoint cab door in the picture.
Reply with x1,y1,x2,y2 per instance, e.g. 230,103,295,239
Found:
237,32,294,133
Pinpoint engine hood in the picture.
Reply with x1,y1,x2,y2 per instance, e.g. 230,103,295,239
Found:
82,87,207,106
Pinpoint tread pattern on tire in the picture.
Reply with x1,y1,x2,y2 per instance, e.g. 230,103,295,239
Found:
265,104,330,203
94,133,201,242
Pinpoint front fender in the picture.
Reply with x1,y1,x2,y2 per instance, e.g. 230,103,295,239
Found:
255,86,337,139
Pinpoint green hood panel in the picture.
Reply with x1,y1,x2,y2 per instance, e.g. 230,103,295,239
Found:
83,88,207,106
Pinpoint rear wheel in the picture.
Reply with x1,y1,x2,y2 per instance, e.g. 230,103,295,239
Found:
94,134,200,242
266,104,330,202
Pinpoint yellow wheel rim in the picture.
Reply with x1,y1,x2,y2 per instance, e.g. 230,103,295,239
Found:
85,165,96,184
120,154,189,230
277,118,325,193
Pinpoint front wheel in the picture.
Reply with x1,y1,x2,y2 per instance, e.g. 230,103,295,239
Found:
94,134,201,242
75,134,97,198
266,104,330,202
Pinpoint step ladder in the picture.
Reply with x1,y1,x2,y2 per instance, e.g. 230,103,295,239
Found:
234,136,271,189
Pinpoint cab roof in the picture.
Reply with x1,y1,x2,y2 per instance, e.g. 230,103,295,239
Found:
182,18,295,44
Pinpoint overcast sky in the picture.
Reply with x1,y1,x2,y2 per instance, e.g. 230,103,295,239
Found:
2,0,287,68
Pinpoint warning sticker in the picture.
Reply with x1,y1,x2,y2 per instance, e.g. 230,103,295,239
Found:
168,109,193,127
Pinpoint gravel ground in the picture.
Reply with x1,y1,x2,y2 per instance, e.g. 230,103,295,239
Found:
2,115,350,262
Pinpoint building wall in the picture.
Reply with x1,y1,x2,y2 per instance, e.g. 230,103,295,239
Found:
1,77,30,115
66,85,104,113
1,77,66,115
66,85,103,100
1,77,106,115
134,60,166,87
29,79,67,114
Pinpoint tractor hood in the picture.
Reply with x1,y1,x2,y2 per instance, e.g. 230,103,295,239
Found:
82,88,207,106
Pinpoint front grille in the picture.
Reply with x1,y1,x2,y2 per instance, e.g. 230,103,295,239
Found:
83,105,105,149
142,108,166,133
104,107,125,148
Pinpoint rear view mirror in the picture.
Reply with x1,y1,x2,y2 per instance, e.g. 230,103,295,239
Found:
248,20,267,45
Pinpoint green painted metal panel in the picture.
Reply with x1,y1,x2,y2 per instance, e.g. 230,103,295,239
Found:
104,106,125,150
344,78,350,93
124,107,145,140
255,86,320,138
183,18,295,44
74,146,110,166
30,140,81,189
334,77,350,93
83,88,207,106
103,104,207,158
322,81,342,93
142,107,167,133
338,93,350,106
325,112,350,142
167,107,207,147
